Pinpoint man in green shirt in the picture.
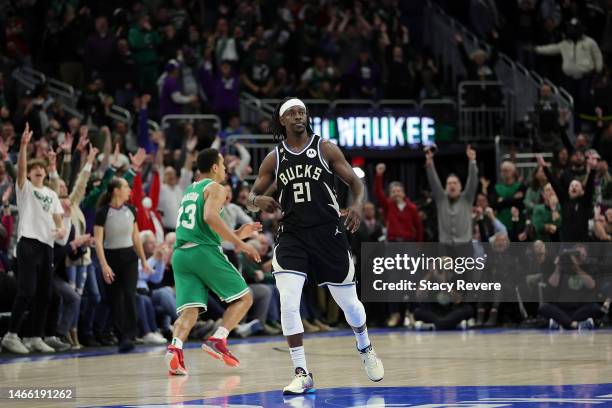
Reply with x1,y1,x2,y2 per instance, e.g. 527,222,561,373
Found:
165,148,260,375
532,183,562,242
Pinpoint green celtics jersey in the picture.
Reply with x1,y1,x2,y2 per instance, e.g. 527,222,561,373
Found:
174,179,222,248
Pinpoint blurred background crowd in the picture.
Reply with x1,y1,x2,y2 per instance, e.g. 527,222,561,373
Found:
0,0,611,354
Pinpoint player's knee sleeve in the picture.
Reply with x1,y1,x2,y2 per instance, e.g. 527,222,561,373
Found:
328,284,367,328
274,273,305,336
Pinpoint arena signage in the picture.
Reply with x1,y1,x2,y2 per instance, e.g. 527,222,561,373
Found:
312,116,436,148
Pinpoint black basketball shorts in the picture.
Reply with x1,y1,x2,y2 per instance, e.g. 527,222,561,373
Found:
272,220,355,286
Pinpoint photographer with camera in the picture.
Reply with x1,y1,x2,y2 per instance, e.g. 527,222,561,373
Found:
538,244,602,330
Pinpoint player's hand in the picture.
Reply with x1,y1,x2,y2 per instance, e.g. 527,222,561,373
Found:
236,222,263,239
237,241,261,263
254,195,281,213
102,264,115,284
342,204,362,233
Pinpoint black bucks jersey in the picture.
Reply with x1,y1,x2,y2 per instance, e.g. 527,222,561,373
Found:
275,134,341,229
272,134,355,287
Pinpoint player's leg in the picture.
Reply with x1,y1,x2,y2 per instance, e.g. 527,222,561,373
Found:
165,247,209,375
272,230,315,394
200,246,253,367
312,221,384,382
275,271,315,395
327,283,384,381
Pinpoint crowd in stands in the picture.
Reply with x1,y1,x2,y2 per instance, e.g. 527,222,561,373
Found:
441,0,611,121
0,0,611,355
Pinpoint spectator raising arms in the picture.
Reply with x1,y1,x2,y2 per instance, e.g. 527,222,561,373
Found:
2,124,66,354
374,163,423,242
537,153,596,242
425,145,479,245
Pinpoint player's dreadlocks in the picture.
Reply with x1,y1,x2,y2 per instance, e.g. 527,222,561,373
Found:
270,96,314,142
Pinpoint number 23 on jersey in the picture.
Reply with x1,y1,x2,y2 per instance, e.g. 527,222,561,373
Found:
176,203,197,230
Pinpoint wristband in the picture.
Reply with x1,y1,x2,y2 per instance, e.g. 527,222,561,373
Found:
83,163,92,173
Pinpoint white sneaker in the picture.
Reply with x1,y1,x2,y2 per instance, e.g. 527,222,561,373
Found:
1,333,30,354
414,321,436,331
578,318,595,331
403,314,414,328
457,320,468,330
153,332,168,343
549,318,560,330
23,337,55,353
282,368,315,395
359,345,384,382
43,336,71,352
143,332,167,345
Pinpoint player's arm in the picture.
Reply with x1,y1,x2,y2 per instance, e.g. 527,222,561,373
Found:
247,150,281,213
321,140,364,233
204,183,261,262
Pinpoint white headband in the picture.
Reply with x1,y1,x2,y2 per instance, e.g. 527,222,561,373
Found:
279,98,306,117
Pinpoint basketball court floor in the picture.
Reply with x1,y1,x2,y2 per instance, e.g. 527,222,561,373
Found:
1,328,612,407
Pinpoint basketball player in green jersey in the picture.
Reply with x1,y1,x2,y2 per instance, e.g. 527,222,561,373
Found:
165,148,261,375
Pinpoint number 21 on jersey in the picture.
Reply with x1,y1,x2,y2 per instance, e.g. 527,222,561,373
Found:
293,182,311,203
176,203,196,229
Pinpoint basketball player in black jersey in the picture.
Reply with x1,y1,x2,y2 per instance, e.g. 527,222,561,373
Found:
247,97,384,395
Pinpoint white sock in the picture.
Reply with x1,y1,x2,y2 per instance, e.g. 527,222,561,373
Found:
289,346,308,374
212,326,229,339
355,327,370,351
171,337,183,349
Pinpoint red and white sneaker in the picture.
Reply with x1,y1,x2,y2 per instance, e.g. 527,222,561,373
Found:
202,337,240,367
165,345,188,375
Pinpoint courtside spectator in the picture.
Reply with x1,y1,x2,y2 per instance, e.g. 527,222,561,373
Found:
1,124,66,354
425,145,479,244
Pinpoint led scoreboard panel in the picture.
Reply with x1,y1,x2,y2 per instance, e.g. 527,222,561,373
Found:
312,115,436,148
